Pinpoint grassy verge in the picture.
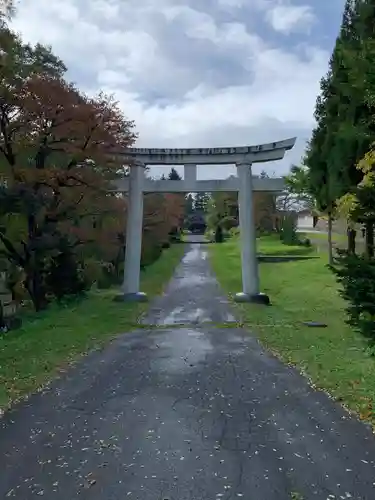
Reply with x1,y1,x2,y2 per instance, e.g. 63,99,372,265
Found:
303,231,365,254
303,231,347,242
0,243,185,412
209,234,375,425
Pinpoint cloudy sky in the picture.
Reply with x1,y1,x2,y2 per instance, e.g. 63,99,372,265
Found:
10,0,344,179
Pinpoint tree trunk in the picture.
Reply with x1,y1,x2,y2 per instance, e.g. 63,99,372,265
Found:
24,268,48,312
114,245,125,280
327,212,334,265
24,213,47,311
365,221,374,259
0,304,5,329
347,228,356,255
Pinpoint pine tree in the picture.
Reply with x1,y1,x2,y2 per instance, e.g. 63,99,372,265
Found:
184,193,194,217
333,0,375,254
168,167,181,180
304,0,375,259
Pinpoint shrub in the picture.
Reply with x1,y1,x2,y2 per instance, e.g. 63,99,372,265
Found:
169,227,181,242
300,237,312,247
83,258,104,287
141,240,162,267
229,227,240,238
205,228,215,242
5,264,27,303
46,250,88,301
220,216,237,231
214,225,224,243
332,250,375,341
279,214,299,245
96,262,116,289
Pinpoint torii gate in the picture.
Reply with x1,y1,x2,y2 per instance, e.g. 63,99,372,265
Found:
113,137,296,305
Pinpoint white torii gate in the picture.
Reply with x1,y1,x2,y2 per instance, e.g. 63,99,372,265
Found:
112,137,296,305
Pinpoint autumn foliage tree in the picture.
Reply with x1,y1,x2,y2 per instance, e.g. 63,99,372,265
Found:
0,73,137,309
142,192,184,264
0,24,185,312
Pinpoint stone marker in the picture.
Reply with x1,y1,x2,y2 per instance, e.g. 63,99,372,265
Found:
0,272,21,332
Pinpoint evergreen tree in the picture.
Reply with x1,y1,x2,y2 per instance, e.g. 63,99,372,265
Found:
303,0,375,259
330,0,375,251
304,122,338,263
168,167,181,180
327,0,372,193
185,193,194,217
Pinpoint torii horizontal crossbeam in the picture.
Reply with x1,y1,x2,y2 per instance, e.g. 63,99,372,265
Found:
112,176,285,193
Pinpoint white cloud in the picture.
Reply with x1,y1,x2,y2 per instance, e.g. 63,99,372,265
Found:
266,4,316,34
90,0,120,21
218,0,316,35
10,0,328,178
218,0,265,10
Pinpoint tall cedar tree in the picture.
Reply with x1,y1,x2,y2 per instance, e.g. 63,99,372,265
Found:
339,0,375,257
304,0,375,259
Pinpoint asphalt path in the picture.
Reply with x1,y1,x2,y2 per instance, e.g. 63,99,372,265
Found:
1,238,375,499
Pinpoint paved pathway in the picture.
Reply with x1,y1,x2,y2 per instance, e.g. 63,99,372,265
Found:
1,240,375,499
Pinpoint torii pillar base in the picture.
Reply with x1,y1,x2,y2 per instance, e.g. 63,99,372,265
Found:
113,292,148,303
234,292,270,305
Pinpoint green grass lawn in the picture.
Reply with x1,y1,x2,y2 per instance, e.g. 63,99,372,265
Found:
209,234,375,425
304,231,347,242
0,243,185,412
303,231,365,253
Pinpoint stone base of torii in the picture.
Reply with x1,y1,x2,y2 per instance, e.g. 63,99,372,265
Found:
111,138,296,305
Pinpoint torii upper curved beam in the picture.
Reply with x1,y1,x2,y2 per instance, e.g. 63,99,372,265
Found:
122,137,296,165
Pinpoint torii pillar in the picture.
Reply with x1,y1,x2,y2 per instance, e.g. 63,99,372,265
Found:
114,162,148,302
235,163,270,305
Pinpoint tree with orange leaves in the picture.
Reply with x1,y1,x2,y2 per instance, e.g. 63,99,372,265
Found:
0,26,188,311
0,35,136,309
141,192,182,265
